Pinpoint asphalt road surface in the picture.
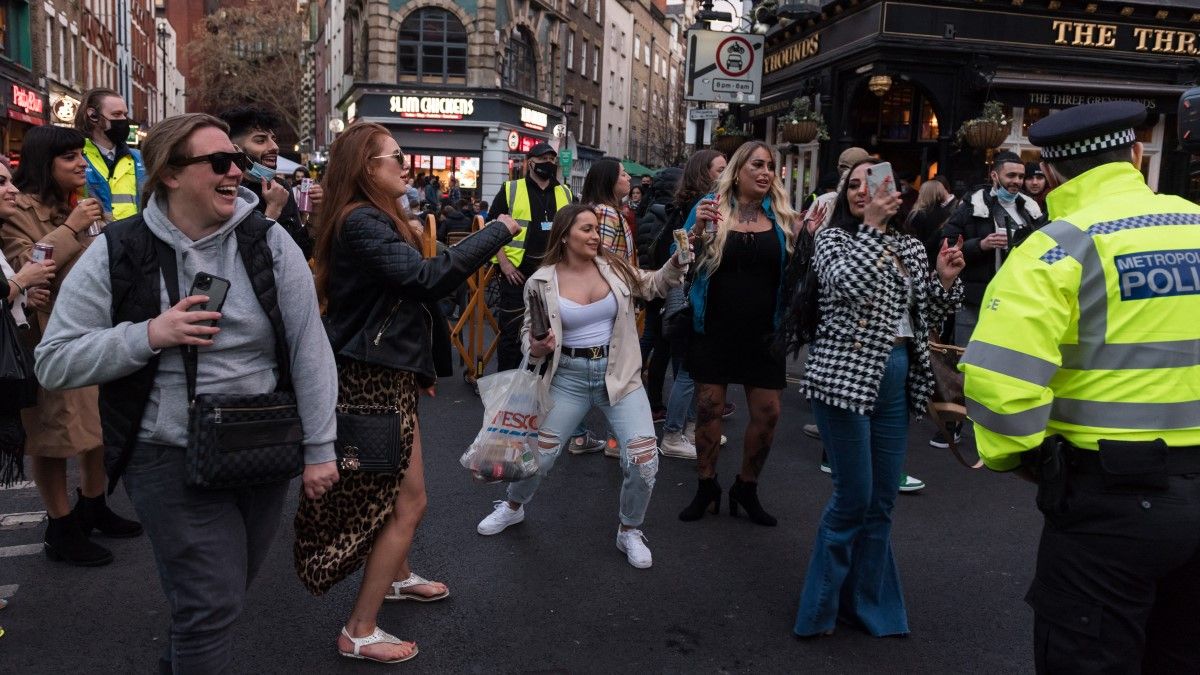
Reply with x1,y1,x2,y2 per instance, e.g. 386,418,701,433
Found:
1,367,1041,674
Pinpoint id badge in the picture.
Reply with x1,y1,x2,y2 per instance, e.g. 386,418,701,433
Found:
540,221,553,231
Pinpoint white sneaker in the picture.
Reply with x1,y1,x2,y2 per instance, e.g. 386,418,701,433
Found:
477,501,524,535
683,422,727,447
659,431,697,459
615,528,652,569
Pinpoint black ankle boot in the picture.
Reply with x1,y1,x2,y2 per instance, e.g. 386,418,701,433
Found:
728,475,777,526
679,476,722,521
73,488,143,538
44,512,114,567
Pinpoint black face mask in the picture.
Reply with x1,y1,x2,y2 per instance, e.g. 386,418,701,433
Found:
104,119,132,147
531,162,556,180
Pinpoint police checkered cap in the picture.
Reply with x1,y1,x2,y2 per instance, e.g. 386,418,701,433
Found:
1039,128,1137,160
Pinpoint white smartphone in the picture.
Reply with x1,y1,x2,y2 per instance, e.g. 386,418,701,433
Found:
865,161,896,196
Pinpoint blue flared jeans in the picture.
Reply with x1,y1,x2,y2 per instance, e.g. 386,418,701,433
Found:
795,344,911,637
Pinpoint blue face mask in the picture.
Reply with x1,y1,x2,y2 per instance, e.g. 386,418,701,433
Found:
993,186,1018,205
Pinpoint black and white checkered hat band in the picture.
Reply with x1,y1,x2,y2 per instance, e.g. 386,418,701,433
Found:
1041,128,1136,159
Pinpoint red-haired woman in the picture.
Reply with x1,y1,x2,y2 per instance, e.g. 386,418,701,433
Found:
298,121,520,664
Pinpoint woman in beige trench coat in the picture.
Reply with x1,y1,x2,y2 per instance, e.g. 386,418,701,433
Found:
0,126,141,567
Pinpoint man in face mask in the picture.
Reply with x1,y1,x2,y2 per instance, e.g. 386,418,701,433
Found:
943,151,1046,346
488,143,574,366
77,88,146,221
218,105,322,259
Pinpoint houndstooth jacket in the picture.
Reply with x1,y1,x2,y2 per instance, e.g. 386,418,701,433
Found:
801,223,963,416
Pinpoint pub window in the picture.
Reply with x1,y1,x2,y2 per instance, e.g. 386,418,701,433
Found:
918,98,939,141
503,28,537,97
878,84,914,141
397,9,467,85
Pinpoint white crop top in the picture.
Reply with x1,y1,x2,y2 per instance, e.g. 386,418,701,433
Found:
559,292,618,348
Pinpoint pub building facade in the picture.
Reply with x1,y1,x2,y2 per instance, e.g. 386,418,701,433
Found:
755,0,1200,206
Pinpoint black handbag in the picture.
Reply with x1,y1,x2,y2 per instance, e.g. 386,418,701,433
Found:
778,228,820,358
0,297,37,414
335,404,403,473
155,240,304,490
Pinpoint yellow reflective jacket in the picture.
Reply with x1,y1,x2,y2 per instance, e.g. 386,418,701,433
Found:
82,139,145,220
961,162,1200,471
491,179,572,266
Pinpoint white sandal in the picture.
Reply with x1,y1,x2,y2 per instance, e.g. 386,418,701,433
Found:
384,573,450,602
338,626,418,664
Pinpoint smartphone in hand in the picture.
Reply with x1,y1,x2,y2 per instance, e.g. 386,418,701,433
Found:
865,161,896,196
188,272,231,327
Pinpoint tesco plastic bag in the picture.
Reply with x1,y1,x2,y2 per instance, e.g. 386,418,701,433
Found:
461,359,540,483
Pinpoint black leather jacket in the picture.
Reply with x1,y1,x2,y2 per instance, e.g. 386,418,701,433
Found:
323,206,512,385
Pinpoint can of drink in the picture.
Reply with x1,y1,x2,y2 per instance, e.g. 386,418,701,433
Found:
296,177,314,213
31,242,54,263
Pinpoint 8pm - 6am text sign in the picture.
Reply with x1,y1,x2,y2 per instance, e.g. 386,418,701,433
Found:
687,30,765,104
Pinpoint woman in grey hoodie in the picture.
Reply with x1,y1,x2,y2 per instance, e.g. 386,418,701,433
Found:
34,114,339,673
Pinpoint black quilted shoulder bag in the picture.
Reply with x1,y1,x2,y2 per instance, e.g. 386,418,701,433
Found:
155,238,304,490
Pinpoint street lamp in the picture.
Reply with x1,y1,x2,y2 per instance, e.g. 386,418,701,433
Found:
156,23,169,121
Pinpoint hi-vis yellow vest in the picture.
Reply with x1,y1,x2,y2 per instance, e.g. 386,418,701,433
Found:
492,179,572,267
83,139,144,220
961,162,1200,471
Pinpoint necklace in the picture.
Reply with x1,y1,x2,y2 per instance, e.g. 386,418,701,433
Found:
736,201,762,226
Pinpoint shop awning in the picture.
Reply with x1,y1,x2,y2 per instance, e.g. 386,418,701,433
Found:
990,71,1188,100
621,159,656,177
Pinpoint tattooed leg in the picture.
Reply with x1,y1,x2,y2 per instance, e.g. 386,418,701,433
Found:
694,383,726,479
740,387,782,481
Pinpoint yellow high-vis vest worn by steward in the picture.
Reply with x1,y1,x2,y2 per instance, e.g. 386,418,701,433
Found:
961,162,1200,471
82,139,145,221
491,179,573,267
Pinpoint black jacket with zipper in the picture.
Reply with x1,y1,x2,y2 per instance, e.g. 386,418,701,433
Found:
323,206,513,386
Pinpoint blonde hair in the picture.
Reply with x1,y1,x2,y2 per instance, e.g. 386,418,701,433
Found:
700,141,796,278
140,113,230,208
912,180,943,215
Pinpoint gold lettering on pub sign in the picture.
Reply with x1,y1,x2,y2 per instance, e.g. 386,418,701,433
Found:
765,34,820,74
1051,20,1200,55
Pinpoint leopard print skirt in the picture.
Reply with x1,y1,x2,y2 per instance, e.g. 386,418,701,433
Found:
293,358,418,596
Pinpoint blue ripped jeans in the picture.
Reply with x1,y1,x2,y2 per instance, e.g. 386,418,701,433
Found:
794,345,911,637
506,354,659,527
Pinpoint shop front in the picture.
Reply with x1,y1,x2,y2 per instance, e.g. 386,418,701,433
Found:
0,76,48,165
345,90,558,205
759,0,1200,204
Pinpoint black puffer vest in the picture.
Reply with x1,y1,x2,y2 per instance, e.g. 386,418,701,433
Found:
101,211,286,489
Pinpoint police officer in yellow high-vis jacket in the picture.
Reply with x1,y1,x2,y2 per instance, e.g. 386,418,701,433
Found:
488,142,572,371
76,89,144,221
961,101,1200,674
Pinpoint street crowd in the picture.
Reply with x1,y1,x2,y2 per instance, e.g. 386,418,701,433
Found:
1,88,1197,674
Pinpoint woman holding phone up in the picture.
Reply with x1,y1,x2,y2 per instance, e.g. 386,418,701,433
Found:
793,159,963,638
0,125,141,567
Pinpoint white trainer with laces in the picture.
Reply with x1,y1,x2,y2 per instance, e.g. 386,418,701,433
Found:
477,501,524,535
616,528,652,569
683,421,727,447
659,431,697,459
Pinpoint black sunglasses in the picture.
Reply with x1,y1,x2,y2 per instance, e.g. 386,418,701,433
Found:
171,150,253,174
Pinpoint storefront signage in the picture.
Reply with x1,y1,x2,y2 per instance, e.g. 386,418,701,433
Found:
12,85,44,115
51,93,80,124
993,90,1163,111
388,96,475,119
520,107,548,131
884,3,1200,58
764,4,882,76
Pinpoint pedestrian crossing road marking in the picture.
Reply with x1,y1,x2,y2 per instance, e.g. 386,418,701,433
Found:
0,512,46,531
0,544,42,558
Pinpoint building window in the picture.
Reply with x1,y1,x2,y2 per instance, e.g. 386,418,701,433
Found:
594,0,601,23
503,28,537,97
633,34,640,55
592,104,599,146
566,30,574,71
396,8,467,85
580,38,587,78
592,45,599,82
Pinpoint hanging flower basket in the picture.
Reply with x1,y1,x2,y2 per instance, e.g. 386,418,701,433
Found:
780,120,819,144
962,120,1010,149
713,134,750,156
